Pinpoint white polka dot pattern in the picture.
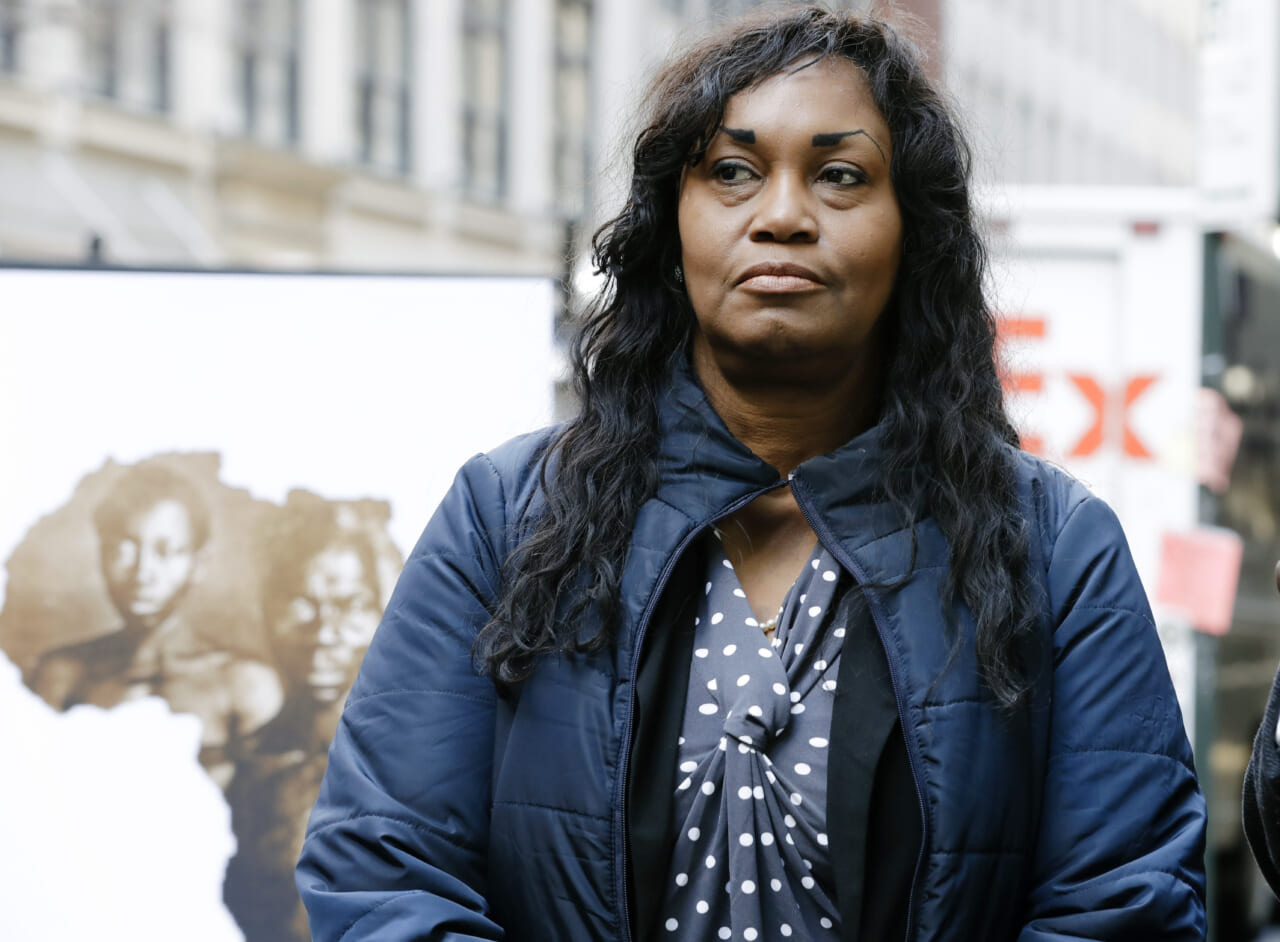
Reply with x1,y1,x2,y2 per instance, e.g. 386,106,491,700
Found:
659,533,847,940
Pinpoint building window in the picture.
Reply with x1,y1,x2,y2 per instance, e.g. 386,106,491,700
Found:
1043,110,1060,184
708,0,771,14
554,0,591,219
1014,97,1032,183
82,0,172,113
0,0,19,73
462,0,508,201
356,0,411,173
706,0,814,14
239,0,300,147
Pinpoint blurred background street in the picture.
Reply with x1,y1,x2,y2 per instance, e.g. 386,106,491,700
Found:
0,1,1277,940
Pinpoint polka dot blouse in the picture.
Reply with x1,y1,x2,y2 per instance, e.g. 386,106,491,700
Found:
658,531,849,940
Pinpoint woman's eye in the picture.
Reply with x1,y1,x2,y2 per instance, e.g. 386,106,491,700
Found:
712,162,755,183
820,166,865,186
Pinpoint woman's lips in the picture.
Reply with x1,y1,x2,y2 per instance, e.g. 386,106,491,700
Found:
739,273,824,292
735,263,823,293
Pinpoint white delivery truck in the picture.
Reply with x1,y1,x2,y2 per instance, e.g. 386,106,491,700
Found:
983,185,1205,607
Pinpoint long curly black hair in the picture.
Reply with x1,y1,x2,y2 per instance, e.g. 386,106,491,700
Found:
475,5,1037,708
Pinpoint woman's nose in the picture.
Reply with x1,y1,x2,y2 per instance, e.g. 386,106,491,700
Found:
749,173,818,243
135,547,161,581
316,619,343,647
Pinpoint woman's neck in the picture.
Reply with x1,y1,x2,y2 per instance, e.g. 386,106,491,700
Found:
691,342,880,476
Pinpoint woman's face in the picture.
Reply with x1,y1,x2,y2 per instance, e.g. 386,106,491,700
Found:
271,545,380,704
101,498,200,629
677,57,903,386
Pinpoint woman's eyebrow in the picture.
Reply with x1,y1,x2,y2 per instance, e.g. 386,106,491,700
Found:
718,126,887,164
812,129,886,163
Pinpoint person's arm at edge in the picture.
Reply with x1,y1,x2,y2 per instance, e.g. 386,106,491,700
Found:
25,650,83,710
1017,494,1207,940
296,454,507,941
1242,561,1280,896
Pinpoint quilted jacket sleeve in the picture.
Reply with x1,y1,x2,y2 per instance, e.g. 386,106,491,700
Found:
297,454,508,941
1243,664,1280,896
1018,495,1207,940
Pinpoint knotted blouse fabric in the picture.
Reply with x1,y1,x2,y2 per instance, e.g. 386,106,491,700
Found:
658,532,848,940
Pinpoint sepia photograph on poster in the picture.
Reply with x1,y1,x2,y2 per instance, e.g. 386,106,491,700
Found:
0,267,556,942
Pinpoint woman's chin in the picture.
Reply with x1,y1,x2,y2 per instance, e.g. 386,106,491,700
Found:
704,338,861,387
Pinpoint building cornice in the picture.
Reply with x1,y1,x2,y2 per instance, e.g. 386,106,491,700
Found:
214,138,346,196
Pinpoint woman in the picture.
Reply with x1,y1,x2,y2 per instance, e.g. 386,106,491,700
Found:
298,8,1205,940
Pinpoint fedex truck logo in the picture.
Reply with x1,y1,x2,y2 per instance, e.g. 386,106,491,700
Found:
997,314,1161,461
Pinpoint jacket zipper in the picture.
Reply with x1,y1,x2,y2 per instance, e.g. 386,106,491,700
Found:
789,473,928,942
614,482,783,942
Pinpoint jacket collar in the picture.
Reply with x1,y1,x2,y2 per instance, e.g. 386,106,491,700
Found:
653,356,779,523
654,355,900,539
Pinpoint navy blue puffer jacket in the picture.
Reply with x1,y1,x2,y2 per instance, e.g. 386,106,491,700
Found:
298,368,1206,940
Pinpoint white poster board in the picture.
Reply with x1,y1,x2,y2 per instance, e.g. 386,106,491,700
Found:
0,268,557,941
